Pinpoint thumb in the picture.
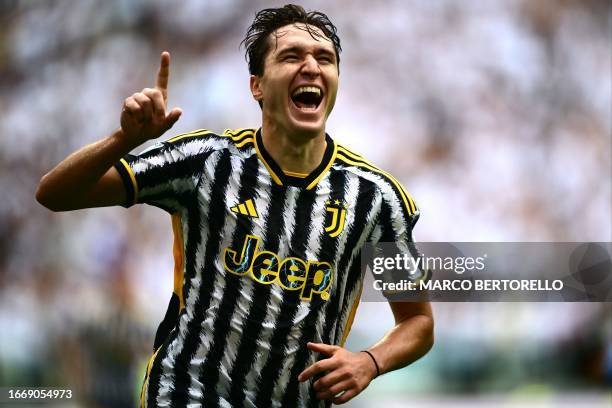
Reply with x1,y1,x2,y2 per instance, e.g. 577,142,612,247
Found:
163,107,182,131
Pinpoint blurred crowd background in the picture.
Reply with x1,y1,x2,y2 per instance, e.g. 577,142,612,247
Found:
0,0,610,407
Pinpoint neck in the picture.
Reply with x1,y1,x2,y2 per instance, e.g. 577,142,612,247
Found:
261,119,327,174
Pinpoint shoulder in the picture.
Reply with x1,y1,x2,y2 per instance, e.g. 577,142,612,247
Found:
159,127,257,156
333,142,419,217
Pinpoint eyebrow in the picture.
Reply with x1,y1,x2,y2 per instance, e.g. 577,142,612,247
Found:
277,45,336,58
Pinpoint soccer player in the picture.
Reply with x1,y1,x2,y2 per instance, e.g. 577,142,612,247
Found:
36,4,433,407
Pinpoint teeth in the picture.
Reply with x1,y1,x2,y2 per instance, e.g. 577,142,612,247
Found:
292,86,321,97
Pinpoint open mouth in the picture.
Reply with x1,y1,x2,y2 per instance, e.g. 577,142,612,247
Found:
291,86,323,111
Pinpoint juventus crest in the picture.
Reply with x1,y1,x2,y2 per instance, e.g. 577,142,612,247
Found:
325,199,348,238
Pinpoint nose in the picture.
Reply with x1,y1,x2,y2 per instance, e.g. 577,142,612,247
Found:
300,54,320,77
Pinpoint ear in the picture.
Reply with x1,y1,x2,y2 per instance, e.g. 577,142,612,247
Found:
250,75,263,102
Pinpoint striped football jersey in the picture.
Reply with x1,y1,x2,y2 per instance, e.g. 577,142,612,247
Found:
113,128,421,408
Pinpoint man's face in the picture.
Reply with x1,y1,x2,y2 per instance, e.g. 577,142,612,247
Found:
251,23,339,139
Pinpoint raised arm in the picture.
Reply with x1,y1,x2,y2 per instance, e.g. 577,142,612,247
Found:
36,52,182,211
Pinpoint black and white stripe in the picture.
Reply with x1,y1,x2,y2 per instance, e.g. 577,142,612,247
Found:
117,131,420,408
228,182,290,406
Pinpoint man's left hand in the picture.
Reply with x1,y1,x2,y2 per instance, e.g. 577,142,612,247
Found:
298,342,377,404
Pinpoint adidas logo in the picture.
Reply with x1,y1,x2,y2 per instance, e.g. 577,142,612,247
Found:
230,199,258,218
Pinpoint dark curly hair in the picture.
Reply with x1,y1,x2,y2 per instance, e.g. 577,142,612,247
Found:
241,4,341,76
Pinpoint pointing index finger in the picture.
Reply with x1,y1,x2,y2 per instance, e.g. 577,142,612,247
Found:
156,51,170,100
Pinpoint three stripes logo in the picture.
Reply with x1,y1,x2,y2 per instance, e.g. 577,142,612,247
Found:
325,199,348,238
231,199,259,218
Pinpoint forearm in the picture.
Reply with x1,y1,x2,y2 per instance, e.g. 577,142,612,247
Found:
36,128,134,211
367,309,434,375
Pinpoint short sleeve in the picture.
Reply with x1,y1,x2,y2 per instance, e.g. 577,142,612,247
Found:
113,132,216,212
371,180,428,291
373,180,419,246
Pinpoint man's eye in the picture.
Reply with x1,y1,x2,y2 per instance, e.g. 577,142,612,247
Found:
284,55,299,61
